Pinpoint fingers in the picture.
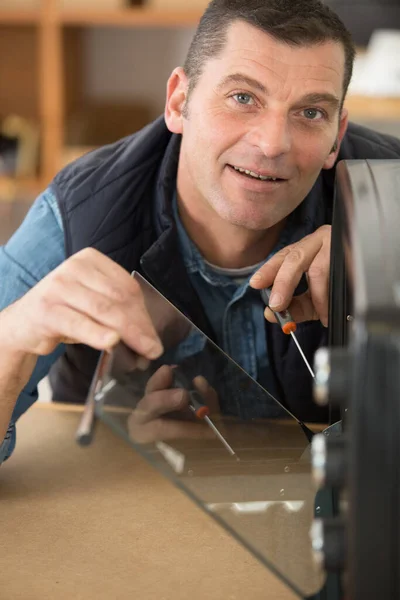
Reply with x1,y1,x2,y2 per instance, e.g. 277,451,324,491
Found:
146,367,219,411
22,303,120,355
306,241,330,327
139,368,218,422
145,364,174,394
128,414,214,444
263,306,278,325
129,370,211,445
6,247,164,358
127,366,220,444
263,293,319,325
21,247,163,359
45,280,157,358
250,234,323,308
135,356,152,371
133,387,188,424
193,375,220,414
70,247,135,285
250,225,331,325
60,251,162,356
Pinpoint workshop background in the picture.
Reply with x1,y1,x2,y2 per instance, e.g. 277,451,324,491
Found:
1,0,400,298
1,0,400,237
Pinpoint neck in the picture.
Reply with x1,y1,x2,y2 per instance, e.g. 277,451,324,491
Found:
176,194,286,269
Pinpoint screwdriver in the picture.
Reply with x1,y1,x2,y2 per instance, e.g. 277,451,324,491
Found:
172,367,239,460
260,287,315,379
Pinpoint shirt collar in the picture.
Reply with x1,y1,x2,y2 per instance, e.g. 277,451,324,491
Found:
172,192,206,275
172,190,312,285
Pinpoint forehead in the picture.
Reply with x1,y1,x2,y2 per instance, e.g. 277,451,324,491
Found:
204,20,345,98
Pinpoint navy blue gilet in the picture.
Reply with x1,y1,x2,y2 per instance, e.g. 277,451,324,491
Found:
48,116,400,422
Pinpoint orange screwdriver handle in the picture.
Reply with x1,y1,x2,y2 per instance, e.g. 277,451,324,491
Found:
172,367,210,419
260,288,297,335
187,391,210,419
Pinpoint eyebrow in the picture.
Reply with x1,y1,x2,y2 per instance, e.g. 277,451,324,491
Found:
217,73,340,110
296,93,340,110
216,73,268,95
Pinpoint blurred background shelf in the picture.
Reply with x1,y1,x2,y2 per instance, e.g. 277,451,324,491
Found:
0,177,44,199
344,95,400,120
0,0,203,204
61,8,203,27
0,179,45,233
0,178,43,245
0,10,41,25
1,0,400,206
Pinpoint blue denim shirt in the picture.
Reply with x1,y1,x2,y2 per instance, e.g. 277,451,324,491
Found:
0,187,295,462
173,196,295,419
0,190,66,463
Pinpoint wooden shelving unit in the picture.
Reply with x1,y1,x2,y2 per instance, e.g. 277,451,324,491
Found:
0,177,44,203
344,95,400,120
61,8,203,27
0,10,40,24
0,0,203,201
1,1,400,202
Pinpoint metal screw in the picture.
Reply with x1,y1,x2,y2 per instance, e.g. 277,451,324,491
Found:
310,519,324,566
313,348,330,406
311,434,327,487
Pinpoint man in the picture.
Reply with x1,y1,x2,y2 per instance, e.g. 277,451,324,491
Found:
1,0,400,463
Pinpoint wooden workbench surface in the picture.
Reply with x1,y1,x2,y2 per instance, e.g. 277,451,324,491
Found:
0,404,301,600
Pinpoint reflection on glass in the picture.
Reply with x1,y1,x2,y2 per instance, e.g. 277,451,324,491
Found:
93,272,325,598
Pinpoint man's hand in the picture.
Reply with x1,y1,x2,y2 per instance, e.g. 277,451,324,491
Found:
1,247,164,358
128,365,219,444
250,225,331,327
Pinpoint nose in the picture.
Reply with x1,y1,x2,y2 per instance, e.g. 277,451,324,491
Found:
248,112,292,159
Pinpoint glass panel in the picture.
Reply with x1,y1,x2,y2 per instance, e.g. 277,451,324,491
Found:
94,273,325,598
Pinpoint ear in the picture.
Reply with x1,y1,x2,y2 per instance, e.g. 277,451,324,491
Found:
164,67,189,135
322,107,349,170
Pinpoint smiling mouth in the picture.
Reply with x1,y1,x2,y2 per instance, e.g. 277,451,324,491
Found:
229,164,286,182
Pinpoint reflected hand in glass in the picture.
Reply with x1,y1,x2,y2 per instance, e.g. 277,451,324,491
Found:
127,364,219,444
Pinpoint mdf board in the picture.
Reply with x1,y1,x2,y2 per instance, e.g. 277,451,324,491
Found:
0,404,298,600
0,26,39,121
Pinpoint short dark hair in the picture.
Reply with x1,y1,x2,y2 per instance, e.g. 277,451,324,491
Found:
183,0,356,106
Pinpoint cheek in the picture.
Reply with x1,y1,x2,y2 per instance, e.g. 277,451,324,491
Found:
189,104,246,156
293,134,333,175
207,116,241,155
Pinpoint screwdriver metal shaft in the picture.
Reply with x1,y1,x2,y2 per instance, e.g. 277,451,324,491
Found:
204,415,239,459
187,396,239,460
260,287,315,379
290,331,315,378
174,367,239,460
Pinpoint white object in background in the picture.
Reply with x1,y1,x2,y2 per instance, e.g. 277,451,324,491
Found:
347,54,368,96
349,30,400,97
38,378,52,403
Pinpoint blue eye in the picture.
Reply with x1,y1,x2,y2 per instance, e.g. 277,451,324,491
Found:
233,93,254,105
303,108,324,120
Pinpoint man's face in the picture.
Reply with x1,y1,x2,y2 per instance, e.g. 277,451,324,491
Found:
166,21,348,231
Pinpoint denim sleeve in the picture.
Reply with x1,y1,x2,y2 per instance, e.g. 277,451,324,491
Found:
0,188,66,463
